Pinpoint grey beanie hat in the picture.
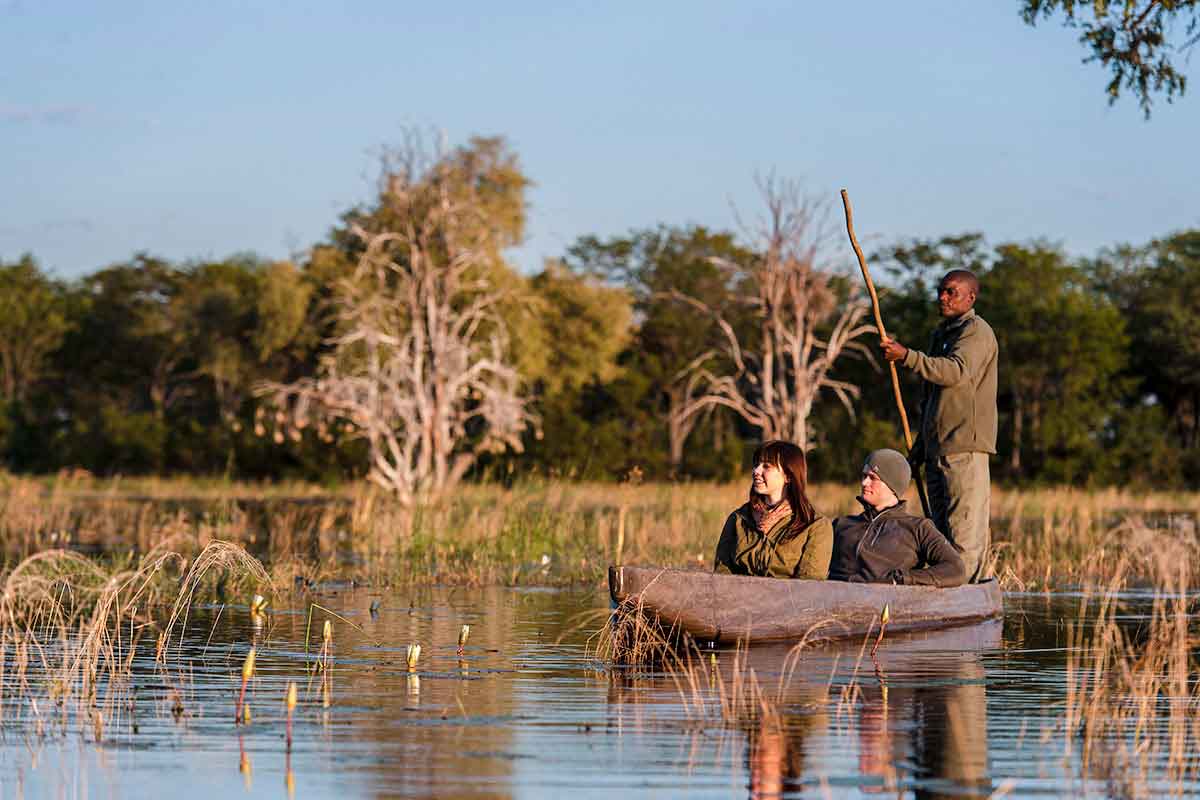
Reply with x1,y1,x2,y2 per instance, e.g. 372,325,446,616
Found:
863,449,911,498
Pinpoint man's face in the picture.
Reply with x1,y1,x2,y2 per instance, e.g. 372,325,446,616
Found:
860,468,897,511
937,278,975,319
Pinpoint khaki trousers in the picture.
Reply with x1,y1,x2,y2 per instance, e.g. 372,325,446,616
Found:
924,452,991,582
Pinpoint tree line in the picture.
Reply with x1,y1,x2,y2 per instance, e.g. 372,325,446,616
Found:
2,135,1198,492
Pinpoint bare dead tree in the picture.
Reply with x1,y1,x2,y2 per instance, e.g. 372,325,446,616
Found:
671,177,876,451
256,138,531,504
665,353,716,473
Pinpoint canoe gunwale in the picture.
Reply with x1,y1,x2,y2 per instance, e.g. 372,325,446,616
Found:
609,565,1003,645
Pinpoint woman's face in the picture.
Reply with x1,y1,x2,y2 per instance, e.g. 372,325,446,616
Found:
751,460,787,501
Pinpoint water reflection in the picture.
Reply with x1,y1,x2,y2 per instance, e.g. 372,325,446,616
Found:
4,586,1195,798
605,621,999,797
745,699,827,797
855,640,992,798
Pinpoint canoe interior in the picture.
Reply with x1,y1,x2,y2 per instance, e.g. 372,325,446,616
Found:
609,565,1003,645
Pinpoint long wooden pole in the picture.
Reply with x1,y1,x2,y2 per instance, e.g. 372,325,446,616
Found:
840,189,931,519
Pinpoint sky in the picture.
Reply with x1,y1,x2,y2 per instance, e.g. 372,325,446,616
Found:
2,1,1198,279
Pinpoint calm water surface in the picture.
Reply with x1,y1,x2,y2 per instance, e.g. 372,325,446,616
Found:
0,586,1194,798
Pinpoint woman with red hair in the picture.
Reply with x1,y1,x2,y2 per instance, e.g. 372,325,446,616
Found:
713,440,832,579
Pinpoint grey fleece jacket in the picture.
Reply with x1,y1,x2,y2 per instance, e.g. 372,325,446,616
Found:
828,499,966,587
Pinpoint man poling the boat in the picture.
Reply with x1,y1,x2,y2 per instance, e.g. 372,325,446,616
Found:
879,270,998,583
712,440,833,579
828,449,965,586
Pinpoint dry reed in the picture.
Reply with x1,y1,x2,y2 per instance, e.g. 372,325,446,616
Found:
0,538,271,739
1063,519,1200,797
2,474,1198,590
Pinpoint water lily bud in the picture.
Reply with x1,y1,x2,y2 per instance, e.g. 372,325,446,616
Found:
242,648,256,681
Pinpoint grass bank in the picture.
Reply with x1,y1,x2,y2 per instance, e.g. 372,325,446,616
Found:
2,474,1198,590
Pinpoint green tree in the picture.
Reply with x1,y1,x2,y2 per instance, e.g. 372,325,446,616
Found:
168,255,321,473
0,255,71,404
178,258,261,428
1021,0,1199,115
48,256,188,472
983,243,1128,483
254,260,315,365
566,225,753,475
514,260,632,396
1095,231,1200,475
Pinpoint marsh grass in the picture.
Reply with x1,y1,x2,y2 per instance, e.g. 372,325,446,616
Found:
2,473,1199,589
590,596,685,668
3,470,1198,792
0,539,271,740
1061,519,1200,797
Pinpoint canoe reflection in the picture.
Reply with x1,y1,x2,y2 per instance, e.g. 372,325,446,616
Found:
852,621,996,798
607,619,1000,798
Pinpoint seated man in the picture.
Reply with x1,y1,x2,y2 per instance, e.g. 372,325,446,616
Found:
829,449,965,587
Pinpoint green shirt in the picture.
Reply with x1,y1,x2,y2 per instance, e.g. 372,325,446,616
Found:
713,504,832,579
903,309,999,459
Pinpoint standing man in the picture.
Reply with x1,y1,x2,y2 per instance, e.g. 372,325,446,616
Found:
880,270,998,582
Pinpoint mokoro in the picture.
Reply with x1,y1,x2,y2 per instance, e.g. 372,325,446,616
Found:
608,565,1003,645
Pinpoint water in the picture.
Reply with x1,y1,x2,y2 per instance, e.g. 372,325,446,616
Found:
1,587,1195,798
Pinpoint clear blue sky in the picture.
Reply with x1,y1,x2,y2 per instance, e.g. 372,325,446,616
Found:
2,1,1197,278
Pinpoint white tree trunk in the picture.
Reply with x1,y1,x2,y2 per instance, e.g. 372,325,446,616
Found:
671,177,875,452
256,141,531,504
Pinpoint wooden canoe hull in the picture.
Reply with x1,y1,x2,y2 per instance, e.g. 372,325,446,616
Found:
609,565,1003,644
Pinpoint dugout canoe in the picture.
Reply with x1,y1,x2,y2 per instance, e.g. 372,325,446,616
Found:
608,565,1003,645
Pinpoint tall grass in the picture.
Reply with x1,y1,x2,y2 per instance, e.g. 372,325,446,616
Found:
2,473,1198,588
1063,519,1200,797
0,539,270,739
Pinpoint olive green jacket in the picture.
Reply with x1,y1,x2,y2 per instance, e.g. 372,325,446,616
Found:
903,309,998,460
712,504,833,580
